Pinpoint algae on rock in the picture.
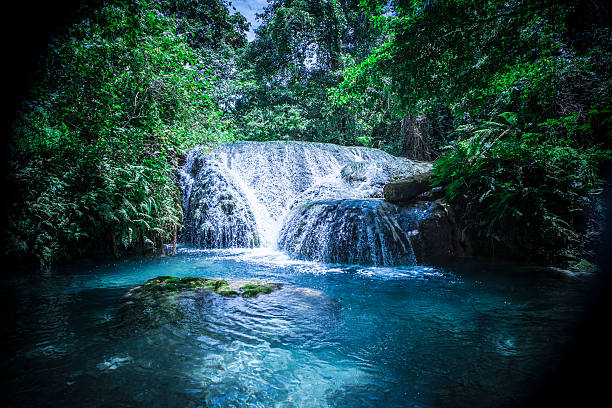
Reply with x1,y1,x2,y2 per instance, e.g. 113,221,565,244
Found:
114,276,282,333
141,276,280,298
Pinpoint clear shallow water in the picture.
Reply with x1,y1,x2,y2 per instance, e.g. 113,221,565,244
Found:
3,247,594,407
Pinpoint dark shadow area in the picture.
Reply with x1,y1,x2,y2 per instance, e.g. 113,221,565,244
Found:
522,165,612,407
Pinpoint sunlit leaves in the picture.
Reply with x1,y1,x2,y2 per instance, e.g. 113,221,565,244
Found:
7,0,242,266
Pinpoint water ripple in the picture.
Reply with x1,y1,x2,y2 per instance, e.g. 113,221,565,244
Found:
3,250,593,408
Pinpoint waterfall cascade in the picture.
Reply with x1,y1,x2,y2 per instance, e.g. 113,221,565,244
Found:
178,141,458,266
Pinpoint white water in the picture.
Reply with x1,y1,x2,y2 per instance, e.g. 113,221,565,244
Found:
178,141,431,264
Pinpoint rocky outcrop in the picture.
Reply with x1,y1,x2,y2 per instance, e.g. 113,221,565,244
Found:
179,142,470,267
383,171,433,203
178,142,430,249
278,198,469,265
380,172,471,263
410,200,471,262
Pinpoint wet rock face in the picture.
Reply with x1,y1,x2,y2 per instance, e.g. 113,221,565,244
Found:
179,156,260,248
383,171,433,203
178,142,430,249
339,160,428,198
410,201,471,263
279,199,420,266
178,141,469,266
279,199,468,266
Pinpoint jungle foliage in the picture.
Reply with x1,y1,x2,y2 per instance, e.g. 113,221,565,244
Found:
5,0,244,266
330,0,612,260
229,0,387,147
4,0,612,266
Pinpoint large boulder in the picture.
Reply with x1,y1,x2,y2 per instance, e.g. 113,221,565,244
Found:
410,200,471,262
383,171,433,203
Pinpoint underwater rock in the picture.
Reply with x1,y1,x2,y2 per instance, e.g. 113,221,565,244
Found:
113,276,281,332
383,171,433,203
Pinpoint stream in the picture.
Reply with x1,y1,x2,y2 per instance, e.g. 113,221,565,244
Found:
3,247,592,407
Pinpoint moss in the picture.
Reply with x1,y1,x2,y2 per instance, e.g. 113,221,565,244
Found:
239,282,275,298
144,276,208,293
140,276,278,298
216,288,239,297
220,199,235,214
239,283,261,290
240,289,259,298
203,279,230,290
181,276,204,284
570,259,597,273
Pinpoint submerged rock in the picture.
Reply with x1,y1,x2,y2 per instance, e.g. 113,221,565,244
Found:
113,276,282,333
139,276,279,298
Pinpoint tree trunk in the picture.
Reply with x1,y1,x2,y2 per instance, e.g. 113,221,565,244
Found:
401,114,433,161
172,227,177,255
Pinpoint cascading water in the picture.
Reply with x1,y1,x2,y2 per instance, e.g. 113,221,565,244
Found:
178,141,440,265
278,199,437,265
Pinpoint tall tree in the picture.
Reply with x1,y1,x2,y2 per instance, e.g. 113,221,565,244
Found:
231,0,383,144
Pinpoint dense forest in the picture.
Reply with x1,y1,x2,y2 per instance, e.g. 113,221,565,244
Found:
3,0,611,268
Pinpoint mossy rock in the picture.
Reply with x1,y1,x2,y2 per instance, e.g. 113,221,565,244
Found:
142,276,279,298
216,287,239,297
143,276,208,293
114,277,281,334
239,282,277,298
569,259,597,273
202,279,231,291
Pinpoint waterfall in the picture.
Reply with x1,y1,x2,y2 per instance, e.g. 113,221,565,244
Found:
278,200,437,265
178,141,438,265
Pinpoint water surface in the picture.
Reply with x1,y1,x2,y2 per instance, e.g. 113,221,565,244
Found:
3,247,593,407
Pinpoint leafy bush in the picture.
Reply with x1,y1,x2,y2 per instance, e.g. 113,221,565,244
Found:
432,112,611,260
5,0,241,267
